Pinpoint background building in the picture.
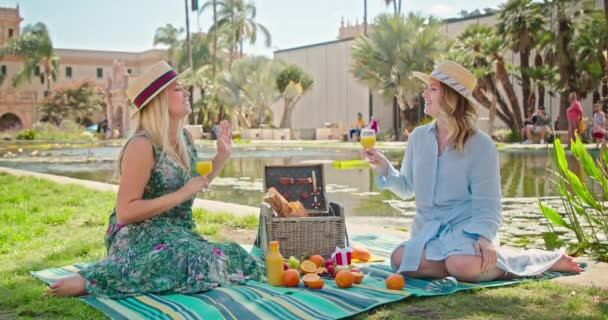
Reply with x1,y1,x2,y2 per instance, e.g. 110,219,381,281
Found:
0,6,166,134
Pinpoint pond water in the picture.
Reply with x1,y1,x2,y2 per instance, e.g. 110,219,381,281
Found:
0,144,582,215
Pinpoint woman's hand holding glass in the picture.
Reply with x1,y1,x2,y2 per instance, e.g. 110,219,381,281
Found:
194,160,213,192
183,175,210,197
361,148,390,177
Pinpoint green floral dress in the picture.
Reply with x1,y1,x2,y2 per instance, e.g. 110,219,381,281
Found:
78,131,265,298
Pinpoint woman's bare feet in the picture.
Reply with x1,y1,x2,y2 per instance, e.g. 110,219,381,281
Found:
548,254,583,273
44,275,87,297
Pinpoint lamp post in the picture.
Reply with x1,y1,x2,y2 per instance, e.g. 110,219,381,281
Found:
364,0,373,119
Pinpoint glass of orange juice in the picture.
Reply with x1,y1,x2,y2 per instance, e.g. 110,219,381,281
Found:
195,160,213,192
360,129,376,150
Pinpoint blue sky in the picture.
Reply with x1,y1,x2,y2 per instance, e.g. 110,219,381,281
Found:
2,0,504,57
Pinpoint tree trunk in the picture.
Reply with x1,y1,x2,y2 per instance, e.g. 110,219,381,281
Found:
280,100,293,128
599,52,608,100
473,85,514,130
495,58,522,130
520,50,532,112
489,89,497,137
557,9,576,130
393,96,399,140
535,53,545,109
212,0,217,77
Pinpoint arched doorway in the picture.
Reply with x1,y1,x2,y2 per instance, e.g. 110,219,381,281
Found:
0,113,23,132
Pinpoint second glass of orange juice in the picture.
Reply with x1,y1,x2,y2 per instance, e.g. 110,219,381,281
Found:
360,129,376,150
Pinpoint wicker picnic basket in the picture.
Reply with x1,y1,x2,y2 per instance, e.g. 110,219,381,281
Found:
256,164,350,259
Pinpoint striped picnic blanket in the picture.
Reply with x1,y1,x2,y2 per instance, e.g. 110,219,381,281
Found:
31,234,580,320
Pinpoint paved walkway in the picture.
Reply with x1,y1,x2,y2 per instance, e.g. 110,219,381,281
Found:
1,166,606,289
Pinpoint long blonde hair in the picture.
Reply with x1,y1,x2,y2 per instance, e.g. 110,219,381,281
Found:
437,82,477,152
115,89,191,178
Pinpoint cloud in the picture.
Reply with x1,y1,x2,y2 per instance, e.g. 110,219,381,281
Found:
428,4,455,17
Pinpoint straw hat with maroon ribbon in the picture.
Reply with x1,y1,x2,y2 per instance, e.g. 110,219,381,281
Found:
126,61,186,118
412,61,478,106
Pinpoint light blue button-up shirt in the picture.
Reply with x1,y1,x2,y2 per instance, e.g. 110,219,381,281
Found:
377,121,502,273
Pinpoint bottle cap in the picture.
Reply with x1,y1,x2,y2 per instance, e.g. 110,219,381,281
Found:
269,241,279,249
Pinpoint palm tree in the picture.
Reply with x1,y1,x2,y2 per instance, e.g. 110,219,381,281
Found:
153,24,184,66
573,10,608,103
498,0,546,112
383,0,402,15
220,56,282,128
208,0,271,69
544,0,595,128
448,24,521,132
276,64,314,129
176,32,213,71
0,23,59,94
200,0,220,77
351,13,444,134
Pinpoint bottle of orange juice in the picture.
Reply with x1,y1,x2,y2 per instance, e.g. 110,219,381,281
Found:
266,241,284,287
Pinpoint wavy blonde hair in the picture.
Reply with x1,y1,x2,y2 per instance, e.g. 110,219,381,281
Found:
115,89,190,177
437,82,477,152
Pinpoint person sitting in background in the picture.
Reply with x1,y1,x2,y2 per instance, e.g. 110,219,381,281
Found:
521,110,537,144
349,112,366,141
533,106,552,144
368,116,379,134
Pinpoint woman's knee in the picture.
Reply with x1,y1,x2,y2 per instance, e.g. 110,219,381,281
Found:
445,256,482,282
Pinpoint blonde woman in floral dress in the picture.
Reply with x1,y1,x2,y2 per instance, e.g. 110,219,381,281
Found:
46,61,265,298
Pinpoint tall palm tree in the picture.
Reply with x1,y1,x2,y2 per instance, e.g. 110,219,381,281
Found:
220,56,282,128
201,0,222,76
498,0,546,112
1,22,60,94
209,0,271,69
351,13,444,134
448,24,521,132
176,32,213,71
153,24,184,66
573,10,608,102
383,0,402,15
544,0,595,128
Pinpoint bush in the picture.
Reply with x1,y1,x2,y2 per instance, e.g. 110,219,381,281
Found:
16,129,36,140
539,136,608,262
31,120,96,142
377,129,395,142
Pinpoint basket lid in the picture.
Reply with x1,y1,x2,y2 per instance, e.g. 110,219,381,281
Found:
264,164,328,213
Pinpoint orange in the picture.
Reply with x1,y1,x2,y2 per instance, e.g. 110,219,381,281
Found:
352,246,371,262
302,274,324,289
309,255,325,267
282,269,300,287
300,260,317,274
335,270,355,289
352,272,364,284
385,274,405,290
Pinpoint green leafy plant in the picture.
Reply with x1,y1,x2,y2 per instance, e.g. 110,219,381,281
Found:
16,129,36,140
539,136,608,262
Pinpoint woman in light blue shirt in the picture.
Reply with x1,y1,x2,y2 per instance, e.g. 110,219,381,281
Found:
364,61,582,282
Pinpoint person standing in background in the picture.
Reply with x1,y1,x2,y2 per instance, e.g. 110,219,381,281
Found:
566,92,583,147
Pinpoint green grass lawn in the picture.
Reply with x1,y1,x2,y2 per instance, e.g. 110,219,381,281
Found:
1,172,607,319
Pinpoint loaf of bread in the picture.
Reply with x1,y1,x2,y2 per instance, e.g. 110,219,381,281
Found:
288,201,309,217
263,187,293,217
